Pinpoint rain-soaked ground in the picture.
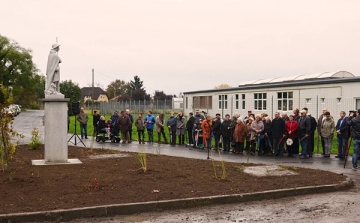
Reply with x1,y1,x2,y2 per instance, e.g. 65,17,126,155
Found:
67,181,360,223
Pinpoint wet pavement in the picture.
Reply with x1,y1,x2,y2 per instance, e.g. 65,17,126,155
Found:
14,110,360,222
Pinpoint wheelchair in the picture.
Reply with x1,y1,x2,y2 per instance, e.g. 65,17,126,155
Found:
95,126,120,143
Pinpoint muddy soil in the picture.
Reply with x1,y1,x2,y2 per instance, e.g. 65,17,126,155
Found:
1,145,345,215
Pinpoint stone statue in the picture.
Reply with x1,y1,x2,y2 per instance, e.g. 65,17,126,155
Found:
45,43,62,95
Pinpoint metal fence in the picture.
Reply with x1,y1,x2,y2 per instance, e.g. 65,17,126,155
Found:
99,99,183,115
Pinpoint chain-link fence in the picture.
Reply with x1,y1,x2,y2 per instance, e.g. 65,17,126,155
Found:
99,99,183,115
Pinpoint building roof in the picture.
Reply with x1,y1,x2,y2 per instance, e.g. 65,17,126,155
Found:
184,71,358,94
81,87,108,100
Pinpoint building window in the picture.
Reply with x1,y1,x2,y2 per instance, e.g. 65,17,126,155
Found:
218,95,228,109
193,96,212,109
235,94,239,109
305,98,311,104
277,92,293,111
254,93,267,110
337,98,341,104
186,97,188,109
321,98,325,103
242,94,245,109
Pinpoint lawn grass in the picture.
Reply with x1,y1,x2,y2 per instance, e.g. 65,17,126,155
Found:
68,110,348,154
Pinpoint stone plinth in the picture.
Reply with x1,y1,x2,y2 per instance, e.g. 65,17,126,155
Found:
43,97,69,163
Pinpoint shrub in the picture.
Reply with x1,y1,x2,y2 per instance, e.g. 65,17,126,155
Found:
29,127,42,150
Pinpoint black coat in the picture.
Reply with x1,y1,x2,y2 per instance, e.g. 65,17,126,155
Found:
348,116,360,140
186,116,195,130
271,118,286,138
212,119,221,135
221,120,232,137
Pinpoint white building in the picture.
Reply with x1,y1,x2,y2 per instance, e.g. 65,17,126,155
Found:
183,71,359,122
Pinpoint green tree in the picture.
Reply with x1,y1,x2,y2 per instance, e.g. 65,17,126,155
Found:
154,90,173,100
105,79,130,100
129,75,144,90
131,89,151,101
59,80,81,115
0,34,42,106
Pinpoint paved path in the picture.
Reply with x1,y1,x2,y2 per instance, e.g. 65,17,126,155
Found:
15,110,360,223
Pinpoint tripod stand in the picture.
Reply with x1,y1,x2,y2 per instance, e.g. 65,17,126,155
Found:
68,115,86,147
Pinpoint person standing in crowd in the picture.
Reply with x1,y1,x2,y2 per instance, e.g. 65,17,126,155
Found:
229,114,239,152
233,117,246,154
202,115,213,149
93,110,100,136
336,111,349,158
282,112,289,122
155,113,168,144
176,112,186,145
285,115,298,157
320,111,335,157
186,112,195,146
77,107,89,139
135,112,145,144
292,108,300,154
221,114,232,152
264,117,273,156
145,110,156,143
298,110,311,159
212,113,222,150
243,110,252,124
167,112,177,145
293,108,300,122
317,108,328,155
251,114,264,155
192,110,204,142
117,110,131,144
271,112,286,156
347,109,360,170
126,109,133,143
245,117,254,154
111,111,120,137
303,107,317,157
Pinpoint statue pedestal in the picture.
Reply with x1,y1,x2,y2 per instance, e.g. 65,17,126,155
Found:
32,96,82,165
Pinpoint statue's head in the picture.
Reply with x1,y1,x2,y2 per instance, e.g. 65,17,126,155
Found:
51,43,60,51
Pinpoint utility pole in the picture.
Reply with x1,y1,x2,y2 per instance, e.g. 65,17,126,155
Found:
92,68,94,114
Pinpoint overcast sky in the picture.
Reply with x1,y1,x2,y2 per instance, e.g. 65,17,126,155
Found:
1,0,360,96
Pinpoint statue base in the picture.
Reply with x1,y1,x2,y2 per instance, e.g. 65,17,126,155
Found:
32,97,76,165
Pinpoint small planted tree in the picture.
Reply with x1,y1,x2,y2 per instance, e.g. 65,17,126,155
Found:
0,86,23,172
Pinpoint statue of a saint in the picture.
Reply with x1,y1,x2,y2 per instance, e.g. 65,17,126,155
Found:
45,43,62,95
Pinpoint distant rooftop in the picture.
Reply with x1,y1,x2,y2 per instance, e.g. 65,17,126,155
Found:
239,71,354,86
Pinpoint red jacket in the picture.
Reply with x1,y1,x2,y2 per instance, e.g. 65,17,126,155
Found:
285,120,298,139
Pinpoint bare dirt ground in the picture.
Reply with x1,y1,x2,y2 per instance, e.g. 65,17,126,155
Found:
0,145,346,215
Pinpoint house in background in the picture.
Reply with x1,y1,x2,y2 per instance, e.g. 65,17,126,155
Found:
81,87,109,102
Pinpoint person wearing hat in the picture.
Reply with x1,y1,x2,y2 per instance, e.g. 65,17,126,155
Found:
298,110,311,158
212,113,222,150
45,43,61,94
221,114,232,152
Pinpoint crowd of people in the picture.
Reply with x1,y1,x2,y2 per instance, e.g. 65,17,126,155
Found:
84,106,360,171
183,108,360,170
